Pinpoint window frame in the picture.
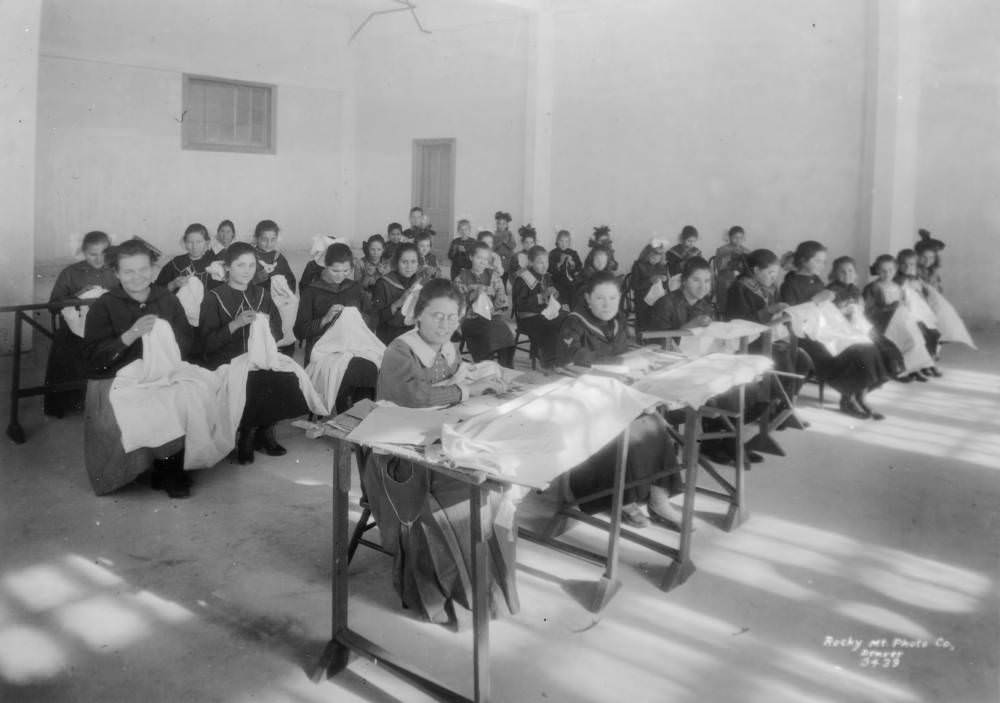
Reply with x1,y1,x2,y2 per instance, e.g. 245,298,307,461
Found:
181,73,278,155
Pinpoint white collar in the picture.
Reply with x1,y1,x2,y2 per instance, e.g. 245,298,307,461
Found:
398,328,457,367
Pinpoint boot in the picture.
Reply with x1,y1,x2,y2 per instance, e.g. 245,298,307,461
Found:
236,426,256,464
151,451,190,499
254,424,287,456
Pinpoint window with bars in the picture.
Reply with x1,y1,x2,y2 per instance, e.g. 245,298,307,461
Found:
182,74,276,154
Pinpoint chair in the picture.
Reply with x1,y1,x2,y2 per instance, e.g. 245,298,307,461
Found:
510,294,538,369
621,272,637,334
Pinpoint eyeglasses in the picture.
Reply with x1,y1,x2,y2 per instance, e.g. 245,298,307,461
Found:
425,312,461,324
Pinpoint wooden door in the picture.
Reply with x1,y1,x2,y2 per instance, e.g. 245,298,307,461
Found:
412,139,456,261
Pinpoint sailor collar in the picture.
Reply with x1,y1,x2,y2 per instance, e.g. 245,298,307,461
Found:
398,328,457,367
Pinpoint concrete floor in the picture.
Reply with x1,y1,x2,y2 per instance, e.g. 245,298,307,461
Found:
1,286,998,701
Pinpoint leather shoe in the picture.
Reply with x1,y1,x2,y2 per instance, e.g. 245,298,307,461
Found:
622,503,650,529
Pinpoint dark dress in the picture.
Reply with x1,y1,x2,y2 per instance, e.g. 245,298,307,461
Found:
251,248,297,293
454,268,516,365
361,332,518,625
447,236,479,280
630,259,671,333
779,272,890,396
154,253,221,290
548,247,583,308
354,257,391,296
299,260,324,291
44,261,119,416
198,283,309,429
665,244,702,277
293,277,377,414
372,271,418,344
555,309,674,509
648,288,716,337
493,230,516,275
512,270,566,366
81,285,192,494
713,243,750,308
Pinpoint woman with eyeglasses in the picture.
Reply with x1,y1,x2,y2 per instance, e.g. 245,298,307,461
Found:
362,279,517,626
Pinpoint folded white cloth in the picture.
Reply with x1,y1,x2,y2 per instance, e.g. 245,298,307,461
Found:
400,283,423,326
216,315,328,451
109,319,227,469
205,260,227,282
269,275,298,346
632,353,773,410
310,236,338,264
643,279,666,306
925,286,976,349
677,319,768,358
472,290,494,318
61,286,108,338
540,295,562,321
441,375,661,487
176,276,205,327
901,287,938,329
305,307,385,412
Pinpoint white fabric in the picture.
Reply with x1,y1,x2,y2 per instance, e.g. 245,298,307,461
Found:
440,375,661,488
842,302,873,336
518,270,538,289
925,286,976,349
310,236,338,264
541,295,562,321
109,319,228,469
784,301,873,356
643,279,666,306
62,286,107,338
472,290,494,318
269,275,298,346
399,283,423,326
631,353,774,410
901,287,938,329
175,276,205,327
666,274,682,292
305,307,385,411
398,328,458,366
885,307,935,374
215,315,328,452
205,260,226,282
677,319,768,358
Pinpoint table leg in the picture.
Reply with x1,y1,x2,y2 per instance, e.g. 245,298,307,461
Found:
310,437,353,682
592,427,627,612
662,408,698,590
470,483,491,703
724,388,749,531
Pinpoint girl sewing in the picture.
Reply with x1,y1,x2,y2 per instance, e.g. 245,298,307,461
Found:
714,225,750,307
506,224,537,279
454,241,516,367
665,225,702,277
648,256,716,333
862,254,927,383
294,242,377,414
251,219,298,355
414,231,442,280
212,219,237,256
555,271,683,528
513,245,566,368
896,248,942,377
588,226,619,274
578,245,613,305
629,239,670,333
476,230,505,274
155,223,221,292
780,241,892,420
383,222,405,263
372,242,421,344
548,229,583,309
447,219,479,281
355,234,392,296
82,238,193,498
493,210,516,273
915,228,945,293
362,279,517,626
44,230,119,418
199,242,311,463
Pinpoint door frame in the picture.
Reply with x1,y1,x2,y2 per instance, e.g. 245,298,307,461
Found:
411,138,457,242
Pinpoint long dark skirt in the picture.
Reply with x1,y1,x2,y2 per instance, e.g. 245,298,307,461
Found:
569,412,675,511
749,337,812,401
797,338,890,396
334,358,378,414
240,370,310,428
461,315,515,363
517,314,566,366
362,454,519,626
84,379,184,495
44,327,87,416
634,299,653,335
